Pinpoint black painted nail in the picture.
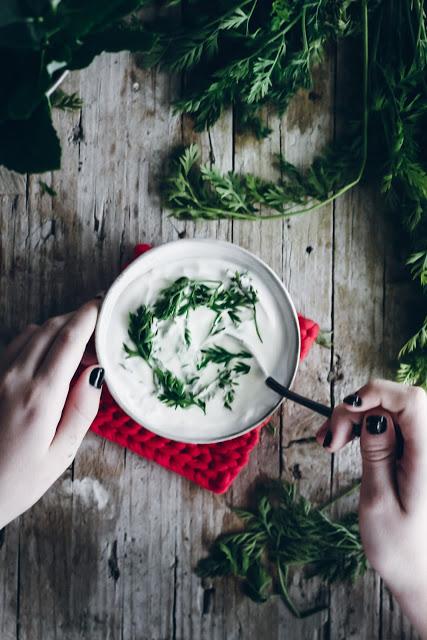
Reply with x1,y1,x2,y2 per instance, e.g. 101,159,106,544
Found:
344,393,362,407
352,423,361,438
366,415,387,435
323,430,333,448
89,367,104,389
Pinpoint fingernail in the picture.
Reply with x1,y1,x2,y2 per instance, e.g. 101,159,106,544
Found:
366,415,387,435
352,423,361,438
344,393,362,407
89,367,104,389
323,430,333,448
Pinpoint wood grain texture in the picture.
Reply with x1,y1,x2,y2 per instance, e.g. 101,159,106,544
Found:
278,57,334,639
0,42,419,640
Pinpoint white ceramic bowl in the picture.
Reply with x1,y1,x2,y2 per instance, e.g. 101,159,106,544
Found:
95,239,300,443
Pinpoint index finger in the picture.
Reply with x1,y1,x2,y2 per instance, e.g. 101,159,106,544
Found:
36,300,99,389
343,378,427,453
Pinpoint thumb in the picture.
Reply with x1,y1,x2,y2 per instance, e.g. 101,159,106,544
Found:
49,366,104,464
359,410,397,509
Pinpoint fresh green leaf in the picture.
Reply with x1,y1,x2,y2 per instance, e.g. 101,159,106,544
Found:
39,179,57,196
50,88,83,111
154,367,206,412
0,97,61,173
198,345,252,370
125,304,155,362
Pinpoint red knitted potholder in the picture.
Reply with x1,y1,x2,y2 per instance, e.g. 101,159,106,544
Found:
90,244,319,493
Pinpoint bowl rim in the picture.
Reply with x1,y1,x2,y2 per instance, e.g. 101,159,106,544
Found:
95,239,301,444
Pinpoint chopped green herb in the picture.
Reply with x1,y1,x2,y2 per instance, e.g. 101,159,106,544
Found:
39,180,57,197
153,272,262,342
198,345,252,370
153,367,206,413
124,305,155,362
209,272,262,342
123,272,260,411
50,89,83,112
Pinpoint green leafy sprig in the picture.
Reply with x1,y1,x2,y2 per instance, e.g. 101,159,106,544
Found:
147,0,354,135
198,345,252,370
50,89,83,112
197,480,366,618
198,345,253,410
153,270,262,340
216,360,252,410
153,276,216,320
123,304,155,362
153,367,206,413
165,139,364,222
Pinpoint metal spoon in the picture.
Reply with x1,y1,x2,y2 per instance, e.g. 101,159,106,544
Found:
265,376,333,418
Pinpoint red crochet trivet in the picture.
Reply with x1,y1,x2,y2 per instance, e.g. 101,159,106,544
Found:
90,244,319,493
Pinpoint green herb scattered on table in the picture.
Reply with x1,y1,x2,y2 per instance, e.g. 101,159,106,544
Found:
157,0,426,390
38,180,58,197
50,89,84,112
123,272,261,412
196,479,366,618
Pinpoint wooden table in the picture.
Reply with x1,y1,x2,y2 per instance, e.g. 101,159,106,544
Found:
0,49,419,640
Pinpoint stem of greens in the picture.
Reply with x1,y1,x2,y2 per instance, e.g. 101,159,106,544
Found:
319,480,362,514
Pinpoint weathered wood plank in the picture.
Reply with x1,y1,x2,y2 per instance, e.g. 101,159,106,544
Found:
222,111,286,639
71,51,182,640
278,59,335,639
330,185,385,640
0,166,29,640
330,38,420,639
0,520,19,640
9,69,82,640
172,90,235,640
0,169,26,197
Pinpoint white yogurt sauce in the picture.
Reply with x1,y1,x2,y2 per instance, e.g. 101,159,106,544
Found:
103,257,287,440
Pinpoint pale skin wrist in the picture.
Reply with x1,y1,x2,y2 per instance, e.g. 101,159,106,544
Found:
391,585,427,639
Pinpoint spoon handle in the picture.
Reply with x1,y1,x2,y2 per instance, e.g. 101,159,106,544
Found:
266,377,333,418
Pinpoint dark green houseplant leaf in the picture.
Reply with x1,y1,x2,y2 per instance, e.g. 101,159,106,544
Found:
68,21,155,70
0,97,61,173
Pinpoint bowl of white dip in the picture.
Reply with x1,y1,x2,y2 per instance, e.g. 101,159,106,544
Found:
95,240,300,443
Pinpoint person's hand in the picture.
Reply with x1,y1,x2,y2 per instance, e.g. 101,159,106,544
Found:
0,301,104,529
316,379,427,638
